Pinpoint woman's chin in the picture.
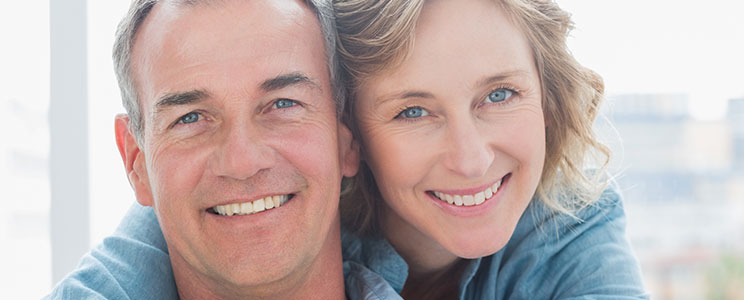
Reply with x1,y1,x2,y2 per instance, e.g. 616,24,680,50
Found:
442,232,513,260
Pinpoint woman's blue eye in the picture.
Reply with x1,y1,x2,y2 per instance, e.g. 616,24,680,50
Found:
178,112,200,124
274,99,297,109
486,89,514,103
396,106,429,119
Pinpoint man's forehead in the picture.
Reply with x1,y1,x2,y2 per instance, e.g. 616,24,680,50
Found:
161,0,306,9
143,0,309,29
152,0,313,20
131,0,330,108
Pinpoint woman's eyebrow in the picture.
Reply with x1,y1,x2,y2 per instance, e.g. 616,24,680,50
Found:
376,70,533,105
474,70,532,88
375,90,436,106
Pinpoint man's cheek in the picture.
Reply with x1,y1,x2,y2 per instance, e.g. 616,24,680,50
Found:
287,130,338,171
149,156,199,205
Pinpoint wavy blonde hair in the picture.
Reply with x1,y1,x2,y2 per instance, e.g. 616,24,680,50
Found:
336,0,611,236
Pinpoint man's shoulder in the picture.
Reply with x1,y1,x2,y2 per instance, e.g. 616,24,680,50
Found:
46,203,178,300
45,253,126,300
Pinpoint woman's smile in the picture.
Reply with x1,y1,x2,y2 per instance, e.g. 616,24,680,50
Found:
429,173,510,207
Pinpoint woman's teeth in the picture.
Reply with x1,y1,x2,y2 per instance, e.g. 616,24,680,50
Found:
212,195,290,216
433,178,503,207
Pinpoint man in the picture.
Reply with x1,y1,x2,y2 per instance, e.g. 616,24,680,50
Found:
46,0,399,299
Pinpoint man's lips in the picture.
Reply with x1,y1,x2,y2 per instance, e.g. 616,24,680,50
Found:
207,194,294,216
428,173,511,207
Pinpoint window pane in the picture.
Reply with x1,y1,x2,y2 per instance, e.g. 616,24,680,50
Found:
0,1,51,298
87,0,133,249
559,0,744,298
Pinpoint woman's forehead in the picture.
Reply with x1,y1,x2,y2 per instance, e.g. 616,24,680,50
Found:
359,0,537,96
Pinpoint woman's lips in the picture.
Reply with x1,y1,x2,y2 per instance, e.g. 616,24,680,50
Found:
429,173,510,207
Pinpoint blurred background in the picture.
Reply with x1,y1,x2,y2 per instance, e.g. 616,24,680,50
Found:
1,0,742,299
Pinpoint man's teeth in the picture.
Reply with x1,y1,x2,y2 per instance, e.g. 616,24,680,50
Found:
433,179,502,207
212,195,289,216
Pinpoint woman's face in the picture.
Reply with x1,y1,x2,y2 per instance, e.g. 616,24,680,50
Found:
355,0,546,258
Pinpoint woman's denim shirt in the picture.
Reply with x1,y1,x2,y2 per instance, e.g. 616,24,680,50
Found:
341,187,649,299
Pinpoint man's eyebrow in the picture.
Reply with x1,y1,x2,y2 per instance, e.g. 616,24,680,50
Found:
260,72,320,92
155,90,210,112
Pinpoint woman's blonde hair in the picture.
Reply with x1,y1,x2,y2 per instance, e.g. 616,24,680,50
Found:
336,0,611,236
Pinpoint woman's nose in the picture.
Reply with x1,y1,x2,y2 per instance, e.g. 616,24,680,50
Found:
442,119,494,179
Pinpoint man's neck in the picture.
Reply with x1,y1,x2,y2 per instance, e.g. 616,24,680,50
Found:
171,220,347,300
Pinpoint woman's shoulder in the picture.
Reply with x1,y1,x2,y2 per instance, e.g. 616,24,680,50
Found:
468,185,648,299
502,184,629,262
517,183,625,239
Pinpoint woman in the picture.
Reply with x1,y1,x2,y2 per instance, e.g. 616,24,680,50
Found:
50,0,647,299
334,0,646,298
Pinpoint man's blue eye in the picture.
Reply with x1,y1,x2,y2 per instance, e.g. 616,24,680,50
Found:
486,89,514,103
274,99,297,109
396,106,429,119
179,112,200,124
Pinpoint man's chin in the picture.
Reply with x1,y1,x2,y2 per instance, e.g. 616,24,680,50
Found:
216,256,306,290
170,241,315,298
163,189,341,297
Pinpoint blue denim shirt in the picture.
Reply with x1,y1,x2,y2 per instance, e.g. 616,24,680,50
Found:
45,204,178,299
45,204,400,300
47,187,647,299
341,187,649,299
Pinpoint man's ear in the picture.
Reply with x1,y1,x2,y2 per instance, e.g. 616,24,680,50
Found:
115,114,154,207
337,121,359,178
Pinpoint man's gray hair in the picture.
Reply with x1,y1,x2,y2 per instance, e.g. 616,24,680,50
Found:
113,0,345,143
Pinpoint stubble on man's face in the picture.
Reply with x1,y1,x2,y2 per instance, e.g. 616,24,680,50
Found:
124,0,357,297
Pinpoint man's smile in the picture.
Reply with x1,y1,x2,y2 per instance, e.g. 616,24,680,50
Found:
208,194,294,216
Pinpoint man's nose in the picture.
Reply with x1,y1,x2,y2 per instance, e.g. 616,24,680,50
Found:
441,118,495,179
211,123,275,180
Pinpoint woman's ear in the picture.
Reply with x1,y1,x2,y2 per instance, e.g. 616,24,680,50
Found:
114,114,154,207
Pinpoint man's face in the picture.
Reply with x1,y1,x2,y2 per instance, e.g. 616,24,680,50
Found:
117,0,357,293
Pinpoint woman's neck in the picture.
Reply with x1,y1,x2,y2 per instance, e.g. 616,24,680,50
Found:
400,259,467,300
382,204,463,297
